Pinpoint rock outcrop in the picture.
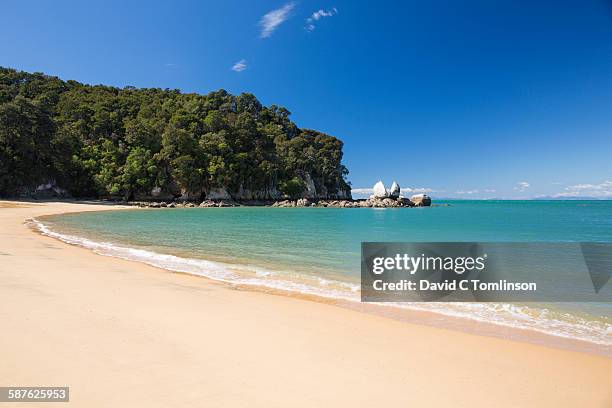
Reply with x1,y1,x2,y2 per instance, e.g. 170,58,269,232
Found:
199,199,237,207
372,181,388,198
125,185,432,208
235,184,282,201
126,196,433,209
410,194,432,207
388,181,400,199
206,188,232,200
360,196,414,208
303,173,318,199
33,182,68,198
113,170,352,203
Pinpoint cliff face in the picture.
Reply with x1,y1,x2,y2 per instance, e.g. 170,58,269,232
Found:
220,172,351,200
0,67,352,200
140,171,351,201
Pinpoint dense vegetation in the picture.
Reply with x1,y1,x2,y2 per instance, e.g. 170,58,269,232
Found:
0,67,351,200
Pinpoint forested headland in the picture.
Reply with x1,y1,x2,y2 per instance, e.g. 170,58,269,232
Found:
0,67,351,201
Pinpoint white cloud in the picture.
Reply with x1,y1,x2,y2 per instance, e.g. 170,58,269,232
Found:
260,2,295,38
514,181,530,192
351,187,434,195
351,188,373,195
552,180,612,198
305,7,338,31
231,59,247,72
401,187,433,194
453,189,496,195
567,181,612,191
311,7,337,20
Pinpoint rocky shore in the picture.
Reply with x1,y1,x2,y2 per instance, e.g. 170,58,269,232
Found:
121,181,436,209
24,179,437,209
124,198,430,209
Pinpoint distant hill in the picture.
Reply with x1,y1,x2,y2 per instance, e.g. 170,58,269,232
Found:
0,67,351,201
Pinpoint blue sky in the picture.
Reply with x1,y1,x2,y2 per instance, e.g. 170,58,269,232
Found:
2,0,612,198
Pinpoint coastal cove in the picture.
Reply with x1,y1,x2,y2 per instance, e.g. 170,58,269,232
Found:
0,198,612,407
36,199,612,353
1,200,612,408
3,2,612,405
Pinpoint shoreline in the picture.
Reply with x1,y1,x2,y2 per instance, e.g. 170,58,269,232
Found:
1,200,611,406
33,207,611,356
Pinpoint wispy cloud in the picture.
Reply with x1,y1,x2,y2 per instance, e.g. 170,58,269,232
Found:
231,59,247,72
552,180,612,198
305,7,338,31
312,7,338,20
513,181,530,192
260,2,295,38
304,7,338,31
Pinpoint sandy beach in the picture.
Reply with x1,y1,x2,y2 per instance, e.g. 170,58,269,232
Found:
0,200,610,407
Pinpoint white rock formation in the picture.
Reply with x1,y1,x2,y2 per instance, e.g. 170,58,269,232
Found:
372,181,388,198
303,172,318,199
389,181,400,198
410,193,432,206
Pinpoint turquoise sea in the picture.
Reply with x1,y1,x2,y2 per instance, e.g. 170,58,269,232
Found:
37,200,612,348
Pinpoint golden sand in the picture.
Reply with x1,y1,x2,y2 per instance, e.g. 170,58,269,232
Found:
1,201,610,407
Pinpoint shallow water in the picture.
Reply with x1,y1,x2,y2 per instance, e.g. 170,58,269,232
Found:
39,200,612,347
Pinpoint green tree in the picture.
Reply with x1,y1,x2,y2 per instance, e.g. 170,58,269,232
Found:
121,147,157,200
280,177,306,199
0,96,54,194
0,66,351,200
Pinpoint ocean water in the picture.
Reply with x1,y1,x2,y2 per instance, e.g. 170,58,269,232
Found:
36,200,612,347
